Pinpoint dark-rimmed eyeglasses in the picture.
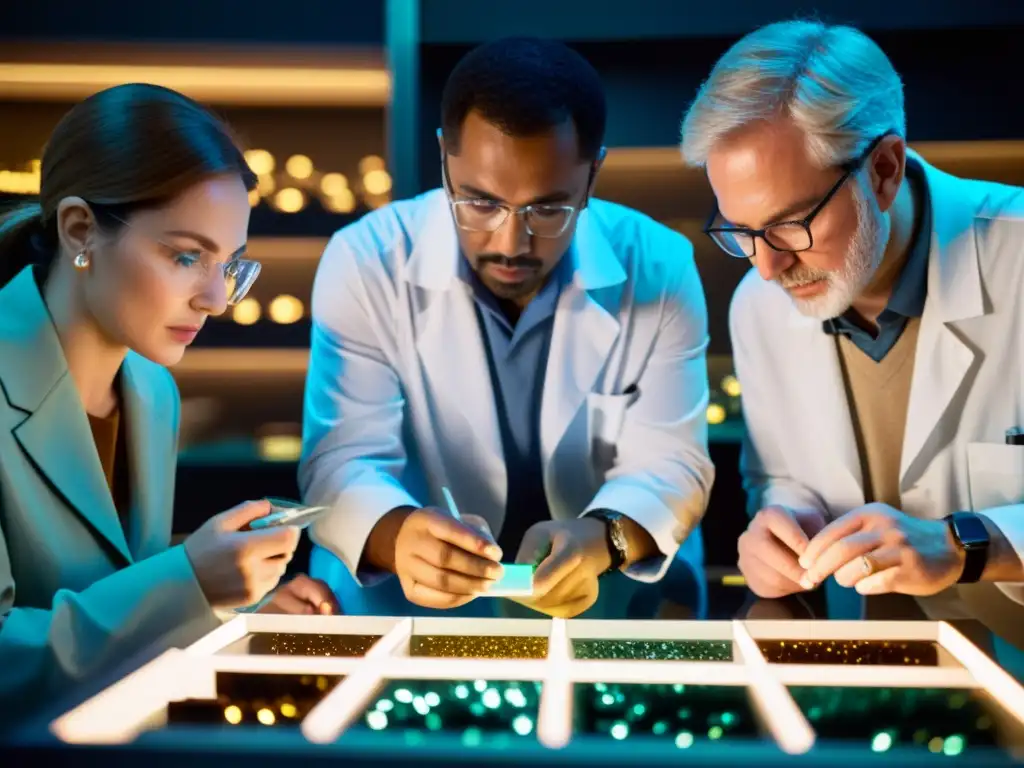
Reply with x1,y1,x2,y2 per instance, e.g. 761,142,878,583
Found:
703,132,891,259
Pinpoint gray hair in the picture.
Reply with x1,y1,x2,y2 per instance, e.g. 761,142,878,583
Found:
681,20,905,169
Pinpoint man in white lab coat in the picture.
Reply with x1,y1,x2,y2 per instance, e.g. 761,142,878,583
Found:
301,38,713,619
681,20,1024,641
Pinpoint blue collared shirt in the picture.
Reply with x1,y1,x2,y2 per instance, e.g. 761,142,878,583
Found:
823,160,932,361
459,256,569,556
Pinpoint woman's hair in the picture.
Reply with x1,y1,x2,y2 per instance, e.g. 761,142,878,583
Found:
681,20,904,169
0,83,257,287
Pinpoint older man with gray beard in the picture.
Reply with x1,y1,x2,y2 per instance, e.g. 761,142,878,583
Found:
680,20,1024,650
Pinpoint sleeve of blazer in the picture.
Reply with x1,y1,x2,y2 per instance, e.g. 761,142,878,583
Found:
583,225,715,583
0,370,218,716
729,273,829,519
300,230,420,586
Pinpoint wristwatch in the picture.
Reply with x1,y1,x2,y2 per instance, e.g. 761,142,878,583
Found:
944,511,990,584
587,510,628,573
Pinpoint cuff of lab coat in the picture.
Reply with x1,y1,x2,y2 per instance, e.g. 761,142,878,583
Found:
979,504,1024,604
583,483,692,584
309,480,421,587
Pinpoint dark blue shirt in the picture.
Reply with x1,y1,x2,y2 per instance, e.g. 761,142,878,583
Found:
823,160,932,361
460,257,569,556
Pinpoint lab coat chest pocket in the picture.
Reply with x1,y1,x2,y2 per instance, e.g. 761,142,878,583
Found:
967,442,1024,510
587,388,640,475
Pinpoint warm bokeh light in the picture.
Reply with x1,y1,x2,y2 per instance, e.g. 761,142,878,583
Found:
0,160,41,194
268,294,304,324
232,297,261,325
363,168,392,196
721,375,742,398
706,403,727,425
279,703,298,719
256,707,276,726
365,193,390,210
359,154,386,175
285,154,314,179
273,188,305,213
247,189,261,208
223,705,242,725
257,173,276,197
324,188,357,213
320,172,349,196
244,149,275,176
258,434,302,462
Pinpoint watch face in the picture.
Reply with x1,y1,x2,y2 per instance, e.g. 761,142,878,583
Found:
952,513,989,549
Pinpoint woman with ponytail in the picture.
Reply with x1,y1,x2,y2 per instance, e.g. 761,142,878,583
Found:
0,83,336,721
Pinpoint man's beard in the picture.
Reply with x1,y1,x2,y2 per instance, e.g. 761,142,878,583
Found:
474,253,545,301
776,180,888,320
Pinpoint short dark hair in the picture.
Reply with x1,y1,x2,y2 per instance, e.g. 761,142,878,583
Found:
441,37,607,162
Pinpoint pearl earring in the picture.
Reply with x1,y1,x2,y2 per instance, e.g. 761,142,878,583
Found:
73,251,90,270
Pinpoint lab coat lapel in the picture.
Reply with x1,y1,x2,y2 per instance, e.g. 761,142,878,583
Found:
787,309,864,509
406,194,507,515
900,159,986,485
540,208,626,474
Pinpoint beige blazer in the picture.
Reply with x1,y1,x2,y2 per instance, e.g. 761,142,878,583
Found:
0,265,217,715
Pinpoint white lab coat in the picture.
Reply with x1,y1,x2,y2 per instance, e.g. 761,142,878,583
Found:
730,152,1024,629
300,190,713,617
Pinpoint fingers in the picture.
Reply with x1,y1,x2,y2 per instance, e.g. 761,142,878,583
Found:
855,566,900,595
802,532,883,588
792,507,829,539
515,526,552,566
755,506,812,557
405,579,476,610
833,546,902,591
516,578,597,619
461,514,497,546
533,532,583,598
738,548,806,599
244,525,302,559
217,499,273,530
259,592,314,615
738,526,806,585
280,574,341,615
799,512,867,569
405,555,498,596
425,512,503,562
417,535,504,582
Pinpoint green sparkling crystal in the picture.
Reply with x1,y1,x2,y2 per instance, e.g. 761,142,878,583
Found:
675,731,694,749
357,679,543,742
871,731,893,752
512,715,533,736
572,639,732,662
944,734,965,756
574,683,758,743
788,686,1009,754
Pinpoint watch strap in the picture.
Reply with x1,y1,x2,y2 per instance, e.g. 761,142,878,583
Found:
587,510,627,573
946,512,989,584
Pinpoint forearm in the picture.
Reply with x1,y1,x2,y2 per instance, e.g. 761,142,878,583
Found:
620,515,660,567
978,513,1024,583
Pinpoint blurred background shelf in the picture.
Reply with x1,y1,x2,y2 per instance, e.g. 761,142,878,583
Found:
3,0,1022,570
